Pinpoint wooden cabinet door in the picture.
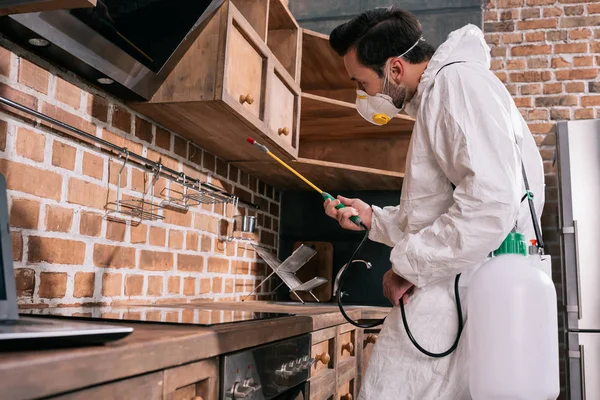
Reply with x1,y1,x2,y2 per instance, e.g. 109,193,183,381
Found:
0,0,95,16
357,328,381,396
163,358,219,400
48,372,164,400
266,62,300,158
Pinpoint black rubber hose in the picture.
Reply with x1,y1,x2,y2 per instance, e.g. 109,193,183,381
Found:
336,222,464,357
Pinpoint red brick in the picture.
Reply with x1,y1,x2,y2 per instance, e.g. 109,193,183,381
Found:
200,235,212,252
554,43,588,54
514,98,533,108
0,119,6,152
511,45,552,57
178,254,205,272
0,47,11,77
543,7,563,17
502,33,523,44
74,272,95,298
80,212,102,237
551,109,571,120
491,47,507,57
174,136,187,159
522,7,542,19
574,56,593,67
55,78,81,109
560,16,600,28
112,105,132,133
485,20,515,32
156,126,171,150
134,116,153,143
575,108,594,119
525,31,545,42
125,275,144,296
88,94,109,123
147,276,163,296
582,96,600,107
200,278,211,294
167,276,180,294
10,198,39,229
565,82,585,93
564,5,584,15
0,83,37,119
570,29,592,40
149,226,166,247
520,84,542,96
528,109,549,120
528,123,556,134
528,58,549,69
500,10,519,20
485,10,498,21
556,69,599,80
18,58,49,94
68,178,108,209
261,231,275,247
102,273,122,296
591,82,600,92
517,19,558,30
106,219,126,241
45,205,73,233
498,0,524,7
509,71,552,82
536,96,578,106
101,129,143,154
164,208,192,228
93,244,135,268
207,257,229,273
108,159,127,188
11,231,22,261
16,127,45,162
39,272,67,298
212,277,223,293
139,250,173,271
527,0,556,4
490,60,504,71
186,231,199,251
547,30,569,41
29,236,85,264
552,57,571,68
52,141,76,170
486,34,501,46
82,152,104,180
168,230,184,249
41,102,96,137
184,278,196,296
15,268,34,297
130,223,147,244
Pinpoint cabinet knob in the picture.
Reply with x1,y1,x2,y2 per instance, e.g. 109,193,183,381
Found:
192,397,204,400
365,334,378,345
316,352,330,365
239,94,254,105
341,394,353,400
278,127,290,136
342,341,354,355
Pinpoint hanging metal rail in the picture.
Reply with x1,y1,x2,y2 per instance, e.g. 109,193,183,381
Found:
0,95,259,209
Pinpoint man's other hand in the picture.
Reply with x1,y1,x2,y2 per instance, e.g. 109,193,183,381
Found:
383,268,414,307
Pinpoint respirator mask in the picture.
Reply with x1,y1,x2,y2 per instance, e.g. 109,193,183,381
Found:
356,37,423,126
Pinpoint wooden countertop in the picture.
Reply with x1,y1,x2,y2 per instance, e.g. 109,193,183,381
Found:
1,301,390,399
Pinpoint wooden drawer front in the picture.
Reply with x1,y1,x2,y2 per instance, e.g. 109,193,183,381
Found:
308,369,335,400
48,372,163,400
163,358,219,400
225,17,267,121
267,68,298,152
311,336,334,378
361,331,379,374
336,376,356,400
338,326,357,362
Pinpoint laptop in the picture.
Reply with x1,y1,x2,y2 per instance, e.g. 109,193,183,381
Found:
0,174,133,344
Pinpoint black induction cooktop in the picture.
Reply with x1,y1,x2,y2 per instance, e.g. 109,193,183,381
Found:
21,306,294,327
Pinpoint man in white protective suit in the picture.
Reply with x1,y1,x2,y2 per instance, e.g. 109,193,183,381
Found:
323,6,545,400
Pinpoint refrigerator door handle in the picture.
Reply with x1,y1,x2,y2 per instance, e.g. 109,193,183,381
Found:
564,221,583,320
580,344,586,400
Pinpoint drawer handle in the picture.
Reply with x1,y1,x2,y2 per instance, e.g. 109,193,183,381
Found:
278,127,290,136
239,94,254,105
365,334,378,345
341,394,352,400
315,352,330,365
192,397,204,400
342,341,354,355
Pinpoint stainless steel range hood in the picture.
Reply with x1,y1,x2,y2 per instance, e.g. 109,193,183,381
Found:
0,0,224,101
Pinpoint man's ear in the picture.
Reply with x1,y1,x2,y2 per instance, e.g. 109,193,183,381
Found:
389,58,404,84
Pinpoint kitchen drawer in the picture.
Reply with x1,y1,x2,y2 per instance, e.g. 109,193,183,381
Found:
48,372,164,400
357,328,380,396
266,61,300,157
336,373,356,400
308,369,335,400
163,358,219,400
337,324,357,362
310,327,336,379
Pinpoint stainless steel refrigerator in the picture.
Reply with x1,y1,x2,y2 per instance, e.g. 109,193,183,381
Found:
557,119,600,399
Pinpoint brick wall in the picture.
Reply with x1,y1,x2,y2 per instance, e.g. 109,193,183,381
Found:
0,40,280,307
483,0,600,397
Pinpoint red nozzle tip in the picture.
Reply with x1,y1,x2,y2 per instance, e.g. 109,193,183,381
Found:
247,137,256,145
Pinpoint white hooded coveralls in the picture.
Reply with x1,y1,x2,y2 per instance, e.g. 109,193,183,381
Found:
358,25,545,400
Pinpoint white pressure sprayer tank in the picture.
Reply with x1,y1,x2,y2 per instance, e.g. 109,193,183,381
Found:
468,232,560,400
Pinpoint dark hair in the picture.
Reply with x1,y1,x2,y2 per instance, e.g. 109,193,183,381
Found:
329,6,435,77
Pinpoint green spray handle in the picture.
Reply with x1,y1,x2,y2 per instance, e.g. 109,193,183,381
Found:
322,192,364,227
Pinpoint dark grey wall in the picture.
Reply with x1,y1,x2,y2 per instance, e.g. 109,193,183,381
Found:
279,190,401,307
289,0,483,48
